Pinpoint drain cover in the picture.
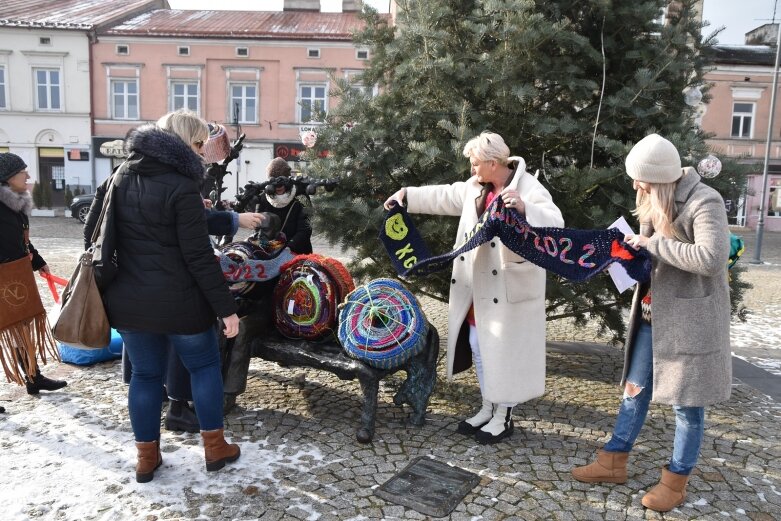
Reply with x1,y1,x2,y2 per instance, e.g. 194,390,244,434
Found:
375,456,481,517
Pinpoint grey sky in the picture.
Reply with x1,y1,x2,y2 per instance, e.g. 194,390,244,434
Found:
702,0,778,45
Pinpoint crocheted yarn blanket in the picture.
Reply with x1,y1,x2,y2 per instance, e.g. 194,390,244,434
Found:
379,200,651,283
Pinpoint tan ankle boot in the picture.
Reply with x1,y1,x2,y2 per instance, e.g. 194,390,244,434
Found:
641,466,689,512
201,428,241,472
571,450,629,484
135,440,162,483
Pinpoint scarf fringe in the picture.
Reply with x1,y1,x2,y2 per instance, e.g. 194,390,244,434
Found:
0,313,59,385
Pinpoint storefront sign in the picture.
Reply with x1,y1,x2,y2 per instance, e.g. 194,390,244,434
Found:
274,142,328,162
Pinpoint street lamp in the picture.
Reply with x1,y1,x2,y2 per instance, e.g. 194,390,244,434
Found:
751,23,781,264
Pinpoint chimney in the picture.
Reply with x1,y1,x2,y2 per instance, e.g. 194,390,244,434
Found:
342,0,363,12
745,23,779,46
283,0,320,12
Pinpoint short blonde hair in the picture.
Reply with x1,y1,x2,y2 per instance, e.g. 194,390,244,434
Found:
462,132,510,166
156,109,208,148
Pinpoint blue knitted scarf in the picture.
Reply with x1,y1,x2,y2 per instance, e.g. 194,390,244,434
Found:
379,200,651,283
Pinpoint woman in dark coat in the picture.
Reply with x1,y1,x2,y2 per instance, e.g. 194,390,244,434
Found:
254,157,313,255
0,153,67,400
85,110,241,483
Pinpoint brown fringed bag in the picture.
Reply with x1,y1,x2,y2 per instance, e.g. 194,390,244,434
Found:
0,256,59,384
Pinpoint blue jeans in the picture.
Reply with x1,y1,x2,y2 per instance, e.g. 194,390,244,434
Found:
603,323,705,475
119,327,224,442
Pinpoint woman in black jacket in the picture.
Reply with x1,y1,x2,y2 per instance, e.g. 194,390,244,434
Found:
254,157,313,254
0,153,67,400
85,110,241,483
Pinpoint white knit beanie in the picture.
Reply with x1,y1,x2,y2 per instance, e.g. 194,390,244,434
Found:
625,134,683,184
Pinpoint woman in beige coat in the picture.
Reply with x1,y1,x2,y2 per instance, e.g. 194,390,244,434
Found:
571,134,731,513
384,132,563,444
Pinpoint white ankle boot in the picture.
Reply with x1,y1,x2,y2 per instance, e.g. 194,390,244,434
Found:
456,400,493,435
475,406,514,444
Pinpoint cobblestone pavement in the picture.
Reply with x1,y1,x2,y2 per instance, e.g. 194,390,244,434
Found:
0,217,780,520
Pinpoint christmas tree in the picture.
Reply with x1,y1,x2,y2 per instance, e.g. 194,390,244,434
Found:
303,0,748,342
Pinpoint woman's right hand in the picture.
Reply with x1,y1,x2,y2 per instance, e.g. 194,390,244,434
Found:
222,314,240,338
383,188,407,210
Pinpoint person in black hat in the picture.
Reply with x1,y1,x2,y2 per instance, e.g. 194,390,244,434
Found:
0,152,68,397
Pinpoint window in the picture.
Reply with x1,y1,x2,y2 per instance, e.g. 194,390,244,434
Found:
299,84,326,122
111,79,139,119
116,44,129,55
731,102,754,138
34,68,61,111
236,47,249,57
177,46,190,56
307,48,320,59
652,6,668,26
356,49,369,60
0,66,6,109
228,83,257,124
171,81,199,112
39,37,51,45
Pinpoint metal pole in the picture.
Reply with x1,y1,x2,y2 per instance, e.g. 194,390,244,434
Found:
751,22,781,263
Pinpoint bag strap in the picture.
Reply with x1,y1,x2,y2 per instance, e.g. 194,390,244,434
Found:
90,168,124,246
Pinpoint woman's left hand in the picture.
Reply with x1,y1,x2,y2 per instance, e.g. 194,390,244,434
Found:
500,188,525,214
38,264,51,275
624,234,649,250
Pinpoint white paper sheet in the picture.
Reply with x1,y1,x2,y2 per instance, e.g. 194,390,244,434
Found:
607,216,638,293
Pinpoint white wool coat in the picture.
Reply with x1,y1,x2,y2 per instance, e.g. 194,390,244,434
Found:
406,157,564,404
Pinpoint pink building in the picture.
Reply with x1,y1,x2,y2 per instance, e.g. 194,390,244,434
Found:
91,3,378,198
702,25,781,231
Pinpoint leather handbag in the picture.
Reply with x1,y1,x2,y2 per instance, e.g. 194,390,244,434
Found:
0,256,58,384
53,172,122,349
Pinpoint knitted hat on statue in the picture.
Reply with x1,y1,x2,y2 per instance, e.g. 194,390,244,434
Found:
625,134,683,184
266,157,291,179
0,153,27,183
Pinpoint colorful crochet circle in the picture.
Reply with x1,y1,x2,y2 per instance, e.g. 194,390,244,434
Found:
273,254,354,340
337,278,428,370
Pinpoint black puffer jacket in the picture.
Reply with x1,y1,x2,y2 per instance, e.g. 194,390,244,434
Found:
0,186,46,269
254,194,312,254
89,125,237,334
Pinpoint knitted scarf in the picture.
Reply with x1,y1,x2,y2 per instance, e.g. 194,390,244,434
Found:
380,199,651,283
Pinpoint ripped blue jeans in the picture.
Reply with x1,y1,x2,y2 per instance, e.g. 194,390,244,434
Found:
603,323,705,476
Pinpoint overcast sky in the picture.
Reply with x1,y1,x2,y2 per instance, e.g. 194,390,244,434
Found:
166,1,777,47
702,0,778,45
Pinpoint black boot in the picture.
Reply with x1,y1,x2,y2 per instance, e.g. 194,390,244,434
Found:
164,400,200,433
26,370,68,395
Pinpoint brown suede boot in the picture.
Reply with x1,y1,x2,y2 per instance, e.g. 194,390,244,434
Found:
135,440,162,483
571,450,629,484
201,428,241,472
641,466,689,512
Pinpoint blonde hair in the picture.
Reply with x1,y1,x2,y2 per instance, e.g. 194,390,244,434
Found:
156,109,208,148
462,132,510,166
633,181,677,238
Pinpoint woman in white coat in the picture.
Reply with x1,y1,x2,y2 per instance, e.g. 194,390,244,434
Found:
384,132,563,444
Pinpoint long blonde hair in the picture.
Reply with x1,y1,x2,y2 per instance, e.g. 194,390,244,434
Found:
633,181,677,238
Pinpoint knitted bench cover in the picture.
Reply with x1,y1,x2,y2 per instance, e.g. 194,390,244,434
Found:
379,199,651,283
273,254,354,340
219,238,294,297
338,278,428,370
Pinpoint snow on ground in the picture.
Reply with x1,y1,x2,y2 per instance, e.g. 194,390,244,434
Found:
0,389,333,521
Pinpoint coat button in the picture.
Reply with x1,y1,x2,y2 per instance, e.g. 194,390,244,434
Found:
460,256,465,261
492,269,497,275
490,242,496,247
493,298,498,303
451,278,456,284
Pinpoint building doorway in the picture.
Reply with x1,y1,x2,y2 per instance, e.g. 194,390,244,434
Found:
38,147,65,207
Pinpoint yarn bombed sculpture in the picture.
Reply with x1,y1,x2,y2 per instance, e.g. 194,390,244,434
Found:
338,278,428,370
273,254,354,340
380,199,652,283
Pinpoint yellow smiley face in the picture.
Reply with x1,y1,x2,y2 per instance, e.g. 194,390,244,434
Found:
385,214,408,241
